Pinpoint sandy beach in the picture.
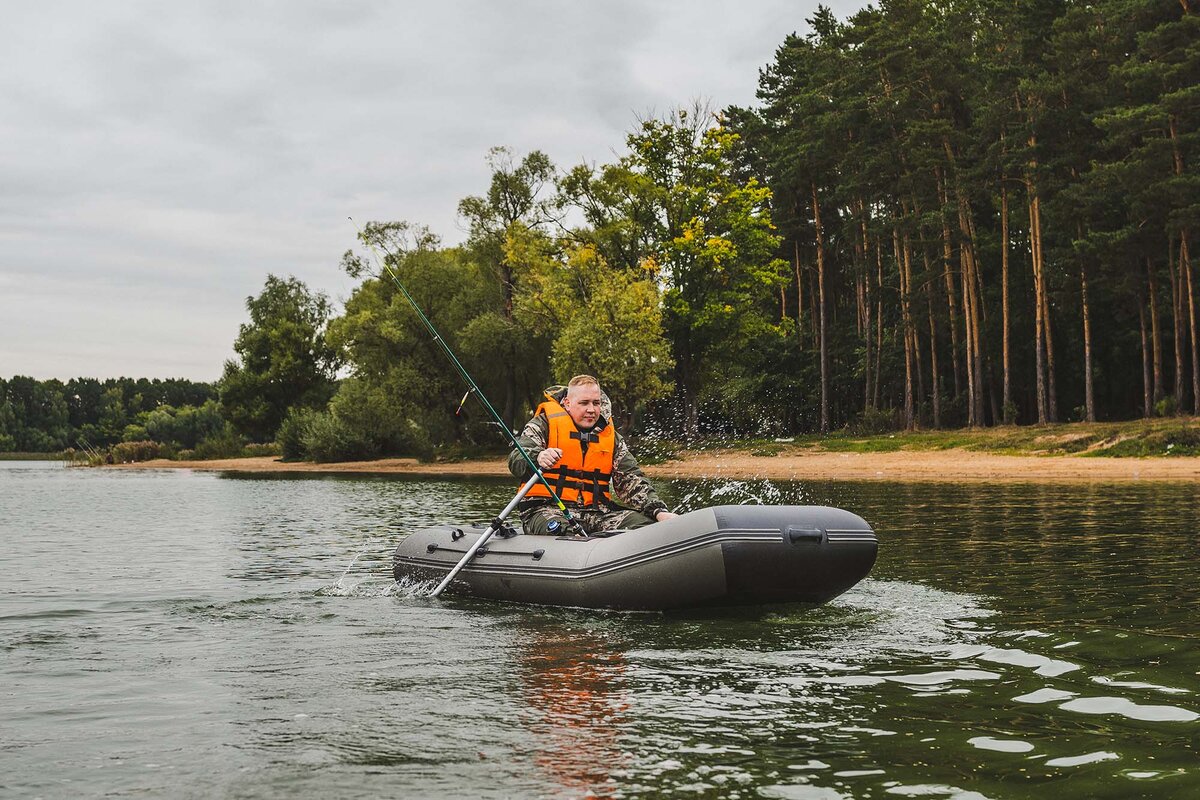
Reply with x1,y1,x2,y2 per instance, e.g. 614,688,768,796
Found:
111,449,1200,483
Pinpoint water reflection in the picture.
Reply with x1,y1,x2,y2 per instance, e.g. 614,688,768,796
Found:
514,618,629,798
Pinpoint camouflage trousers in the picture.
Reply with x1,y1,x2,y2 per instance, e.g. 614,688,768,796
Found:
518,504,655,537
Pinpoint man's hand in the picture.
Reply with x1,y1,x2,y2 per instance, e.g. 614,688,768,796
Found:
537,448,563,469
654,510,678,522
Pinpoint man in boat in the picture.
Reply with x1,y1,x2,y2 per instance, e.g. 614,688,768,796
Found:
508,374,678,536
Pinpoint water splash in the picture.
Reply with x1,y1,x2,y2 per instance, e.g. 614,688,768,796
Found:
672,477,813,512
383,575,440,599
314,552,397,597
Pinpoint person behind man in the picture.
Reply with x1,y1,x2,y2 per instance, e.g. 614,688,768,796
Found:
508,375,678,536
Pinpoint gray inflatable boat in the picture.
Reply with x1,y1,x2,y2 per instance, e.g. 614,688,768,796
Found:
393,505,877,611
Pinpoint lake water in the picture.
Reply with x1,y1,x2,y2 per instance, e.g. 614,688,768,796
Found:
2,461,1197,799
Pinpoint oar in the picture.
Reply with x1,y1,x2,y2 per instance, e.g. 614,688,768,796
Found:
428,472,542,598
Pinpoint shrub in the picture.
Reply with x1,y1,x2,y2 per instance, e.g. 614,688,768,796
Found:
846,406,901,435
301,411,378,463
189,424,247,460
110,440,161,463
276,407,321,461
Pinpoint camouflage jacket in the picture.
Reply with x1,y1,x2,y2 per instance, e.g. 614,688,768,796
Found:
507,390,667,517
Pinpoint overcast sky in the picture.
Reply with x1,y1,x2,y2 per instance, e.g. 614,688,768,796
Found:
1,1,858,382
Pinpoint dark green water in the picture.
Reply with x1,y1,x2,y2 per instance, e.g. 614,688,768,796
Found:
2,462,1197,799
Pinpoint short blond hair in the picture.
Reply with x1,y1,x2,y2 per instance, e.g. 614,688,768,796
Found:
567,374,600,389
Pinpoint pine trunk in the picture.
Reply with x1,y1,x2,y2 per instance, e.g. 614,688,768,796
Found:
907,231,926,418
1028,183,1048,424
1148,257,1165,404
812,183,830,434
1140,302,1153,418
936,167,963,400
943,138,987,425
794,240,804,337
1169,236,1185,414
1001,182,1012,423
1169,113,1197,412
1185,234,1199,414
926,272,941,428
1032,188,1058,422
809,256,820,353
874,237,885,410
1081,261,1095,422
894,223,915,429
861,212,875,411
961,249,977,426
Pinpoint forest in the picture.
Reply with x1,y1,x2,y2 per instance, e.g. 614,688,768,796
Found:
4,0,1196,461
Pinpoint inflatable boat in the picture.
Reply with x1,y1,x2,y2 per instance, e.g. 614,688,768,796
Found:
393,505,877,611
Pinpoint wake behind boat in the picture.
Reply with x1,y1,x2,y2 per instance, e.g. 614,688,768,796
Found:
393,504,877,611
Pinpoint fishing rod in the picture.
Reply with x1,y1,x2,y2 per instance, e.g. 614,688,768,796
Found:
349,220,586,590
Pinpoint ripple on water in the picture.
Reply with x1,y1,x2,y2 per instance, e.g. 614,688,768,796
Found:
1091,675,1191,695
1044,750,1121,768
883,785,991,799
966,736,1035,753
1058,696,1199,723
943,644,1079,677
760,785,851,799
1013,687,1077,703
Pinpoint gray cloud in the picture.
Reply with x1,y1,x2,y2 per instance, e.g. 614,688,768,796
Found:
1,0,857,381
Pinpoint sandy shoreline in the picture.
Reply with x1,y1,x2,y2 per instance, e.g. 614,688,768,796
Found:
110,449,1200,482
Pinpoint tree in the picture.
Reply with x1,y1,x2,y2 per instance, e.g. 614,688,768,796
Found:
611,106,788,437
220,275,339,442
330,221,535,455
458,147,559,430
2,376,69,451
511,236,674,428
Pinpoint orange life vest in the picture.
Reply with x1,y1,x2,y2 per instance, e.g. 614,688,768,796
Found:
523,396,615,508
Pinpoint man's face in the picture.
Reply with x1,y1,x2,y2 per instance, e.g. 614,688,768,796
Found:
563,382,603,429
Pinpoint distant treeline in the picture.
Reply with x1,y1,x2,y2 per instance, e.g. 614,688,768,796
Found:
0,376,217,453
9,0,1197,462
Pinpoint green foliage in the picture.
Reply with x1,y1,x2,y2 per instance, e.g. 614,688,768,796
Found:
188,424,248,461
511,236,674,425
847,407,903,436
616,106,789,432
276,399,399,463
298,410,379,463
109,440,162,464
220,275,339,442
1,376,70,451
456,148,559,431
134,399,226,449
327,377,434,459
276,407,320,461
331,228,512,453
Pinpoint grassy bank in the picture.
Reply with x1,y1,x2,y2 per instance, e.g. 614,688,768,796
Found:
686,417,1200,460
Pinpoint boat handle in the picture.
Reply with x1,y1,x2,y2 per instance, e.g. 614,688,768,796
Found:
785,526,824,544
